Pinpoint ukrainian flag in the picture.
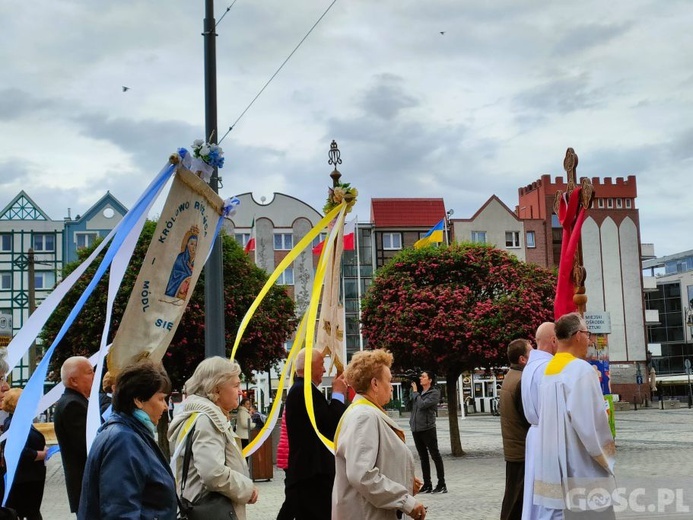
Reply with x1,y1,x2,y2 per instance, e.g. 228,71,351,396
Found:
414,218,445,249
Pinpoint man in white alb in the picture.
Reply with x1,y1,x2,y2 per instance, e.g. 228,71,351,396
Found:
521,321,558,520
533,313,616,519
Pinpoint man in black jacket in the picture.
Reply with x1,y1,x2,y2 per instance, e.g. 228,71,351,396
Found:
410,370,446,494
283,348,347,520
53,356,93,513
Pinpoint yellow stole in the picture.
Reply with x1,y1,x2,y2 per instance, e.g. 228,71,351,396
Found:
545,352,577,376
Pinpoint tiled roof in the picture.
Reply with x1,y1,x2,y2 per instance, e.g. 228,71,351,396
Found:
370,198,446,228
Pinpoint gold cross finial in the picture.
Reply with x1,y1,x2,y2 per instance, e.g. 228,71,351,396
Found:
563,147,578,192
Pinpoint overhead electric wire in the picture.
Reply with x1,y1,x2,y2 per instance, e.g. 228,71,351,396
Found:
216,0,240,28
219,0,339,144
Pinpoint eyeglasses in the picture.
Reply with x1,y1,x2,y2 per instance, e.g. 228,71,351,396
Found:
575,330,592,339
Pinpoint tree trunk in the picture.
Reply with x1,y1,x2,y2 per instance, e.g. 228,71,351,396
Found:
157,412,170,458
446,373,465,456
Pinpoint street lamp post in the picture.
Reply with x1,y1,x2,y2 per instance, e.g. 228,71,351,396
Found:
445,209,454,245
686,358,692,409
202,0,226,359
686,308,693,409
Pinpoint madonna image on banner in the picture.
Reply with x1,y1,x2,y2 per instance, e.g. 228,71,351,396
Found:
165,226,198,300
108,168,223,373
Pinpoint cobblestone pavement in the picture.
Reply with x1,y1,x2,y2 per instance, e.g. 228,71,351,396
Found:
40,407,693,519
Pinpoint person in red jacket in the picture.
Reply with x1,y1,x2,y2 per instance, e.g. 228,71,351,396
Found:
276,409,294,520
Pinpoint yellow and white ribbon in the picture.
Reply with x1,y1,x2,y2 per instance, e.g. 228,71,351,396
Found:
234,202,349,457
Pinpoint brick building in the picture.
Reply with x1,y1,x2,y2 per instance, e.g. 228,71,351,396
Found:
518,174,649,402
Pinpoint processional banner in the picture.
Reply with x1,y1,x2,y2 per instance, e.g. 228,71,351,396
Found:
108,167,223,372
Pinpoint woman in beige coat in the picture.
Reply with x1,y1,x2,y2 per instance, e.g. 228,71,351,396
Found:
169,357,258,520
235,398,255,448
333,349,427,520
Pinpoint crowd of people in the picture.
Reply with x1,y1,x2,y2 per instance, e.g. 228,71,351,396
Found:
0,311,615,520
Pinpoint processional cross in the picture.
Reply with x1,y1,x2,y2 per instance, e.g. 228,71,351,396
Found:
554,148,595,316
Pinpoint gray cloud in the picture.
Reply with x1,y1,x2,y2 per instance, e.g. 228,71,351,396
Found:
71,113,203,173
512,72,603,123
360,74,419,120
552,23,633,56
0,89,55,120
666,128,693,162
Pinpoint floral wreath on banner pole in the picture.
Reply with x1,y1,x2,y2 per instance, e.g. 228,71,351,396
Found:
231,180,357,457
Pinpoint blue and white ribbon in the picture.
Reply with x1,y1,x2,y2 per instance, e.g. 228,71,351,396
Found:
2,161,176,505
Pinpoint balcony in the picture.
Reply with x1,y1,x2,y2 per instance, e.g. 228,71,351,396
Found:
645,309,660,325
642,276,658,292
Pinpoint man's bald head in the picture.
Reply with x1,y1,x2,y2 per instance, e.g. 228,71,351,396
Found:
535,322,557,355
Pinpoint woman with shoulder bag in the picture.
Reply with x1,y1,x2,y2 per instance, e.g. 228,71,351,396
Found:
169,357,258,520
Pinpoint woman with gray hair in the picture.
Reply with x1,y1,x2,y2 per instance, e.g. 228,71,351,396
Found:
169,357,258,520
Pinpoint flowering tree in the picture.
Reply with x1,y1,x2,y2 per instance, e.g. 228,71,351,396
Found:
361,243,555,456
41,221,296,389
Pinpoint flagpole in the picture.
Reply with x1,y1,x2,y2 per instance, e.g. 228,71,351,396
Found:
341,257,348,364
355,216,364,351
252,215,257,266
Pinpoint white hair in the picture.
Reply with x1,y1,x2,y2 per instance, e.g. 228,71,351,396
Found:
185,357,241,403
60,356,91,385
0,347,9,377
294,348,323,376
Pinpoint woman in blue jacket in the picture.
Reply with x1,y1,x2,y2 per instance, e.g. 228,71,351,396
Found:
78,361,176,520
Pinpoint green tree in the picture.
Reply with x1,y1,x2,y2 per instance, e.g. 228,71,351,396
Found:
360,243,556,456
41,220,296,389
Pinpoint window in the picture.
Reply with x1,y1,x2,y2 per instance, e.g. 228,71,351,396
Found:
277,267,294,285
234,233,250,247
274,233,293,250
312,232,328,248
382,233,402,250
607,198,614,209
616,198,623,209
0,235,11,252
471,231,487,244
75,232,98,250
625,199,632,209
597,199,605,209
526,231,536,248
33,234,55,252
34,271,56,290
505,231,520,248
0,273,10,290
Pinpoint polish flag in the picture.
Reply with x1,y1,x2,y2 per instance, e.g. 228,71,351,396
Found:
312,217,356,254
244,218,256,253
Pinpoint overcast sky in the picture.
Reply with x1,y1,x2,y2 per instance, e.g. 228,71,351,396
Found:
1,0,691,256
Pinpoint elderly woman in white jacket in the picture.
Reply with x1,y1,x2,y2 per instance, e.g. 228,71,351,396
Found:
169,357,258,520
333,349,427,520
